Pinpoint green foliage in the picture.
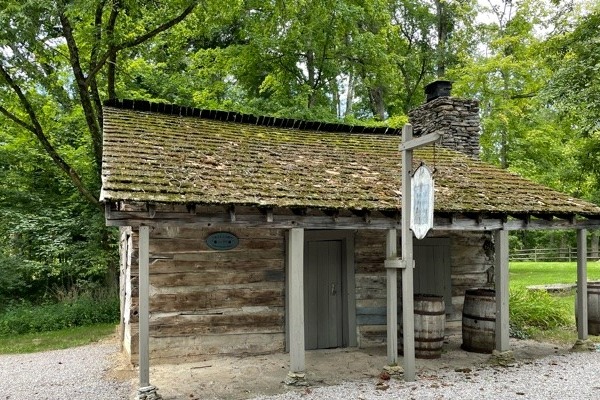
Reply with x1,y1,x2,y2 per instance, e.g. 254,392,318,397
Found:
509,230,577,252
509,288,571,337
0,289,119,336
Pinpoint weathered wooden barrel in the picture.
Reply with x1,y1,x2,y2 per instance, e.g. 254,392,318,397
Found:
400,294,446,359
576,282,600,336
461,288,495,353
589,282,600,335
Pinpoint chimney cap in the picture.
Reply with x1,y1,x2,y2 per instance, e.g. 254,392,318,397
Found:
424,80,453,102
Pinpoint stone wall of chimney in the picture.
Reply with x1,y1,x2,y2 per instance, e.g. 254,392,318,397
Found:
408,97,480,158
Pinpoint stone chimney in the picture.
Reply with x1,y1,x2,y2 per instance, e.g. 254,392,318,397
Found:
408,81,480,158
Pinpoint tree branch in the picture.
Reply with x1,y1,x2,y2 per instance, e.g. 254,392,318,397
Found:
59,12,104,172
89,0,110,132
0,104,36,133
0,64,101,209
85,1,198,85
105,0,120,99
510,92,537,99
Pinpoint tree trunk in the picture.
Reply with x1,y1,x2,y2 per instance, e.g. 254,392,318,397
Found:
435,0,448,78
345,72,354,117
369,86,385,120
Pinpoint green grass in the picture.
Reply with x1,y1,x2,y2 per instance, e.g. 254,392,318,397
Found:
509,261,600,289
509,261,600,343
0,323,117,354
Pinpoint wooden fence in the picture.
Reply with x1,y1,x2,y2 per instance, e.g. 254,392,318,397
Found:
510,247,600,262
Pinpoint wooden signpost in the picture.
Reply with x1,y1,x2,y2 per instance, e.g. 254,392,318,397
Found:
386,124,440,382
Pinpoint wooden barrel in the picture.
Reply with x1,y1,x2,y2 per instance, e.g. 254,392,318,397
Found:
461,288,495,353
400,294,446,359
577,282,600,336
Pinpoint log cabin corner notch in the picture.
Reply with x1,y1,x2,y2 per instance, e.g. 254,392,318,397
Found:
101,97,600,391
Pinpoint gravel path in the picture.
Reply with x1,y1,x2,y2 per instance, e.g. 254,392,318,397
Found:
1,341,598,400
251,351,600,400
0,343,132,400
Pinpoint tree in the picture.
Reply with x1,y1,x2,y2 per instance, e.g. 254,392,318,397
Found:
542,7,600,202
0,0,198,207
0,1,201,299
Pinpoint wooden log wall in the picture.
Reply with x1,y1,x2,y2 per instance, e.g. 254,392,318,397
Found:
354,230,389,347
119,221,494,361
447,231,495,334
354,230,494,346
123,226,286,364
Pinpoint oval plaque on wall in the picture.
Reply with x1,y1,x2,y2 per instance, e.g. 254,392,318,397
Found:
206,232,239,250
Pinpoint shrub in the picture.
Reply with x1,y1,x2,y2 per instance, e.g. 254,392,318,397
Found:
509,288,571,338
0,289,119,336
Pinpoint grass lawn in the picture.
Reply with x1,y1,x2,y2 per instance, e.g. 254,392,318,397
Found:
0,323,117,354
510,261,600,343
509,261,600,289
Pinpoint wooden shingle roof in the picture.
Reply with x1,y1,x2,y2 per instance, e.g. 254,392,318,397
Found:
100,100,600,218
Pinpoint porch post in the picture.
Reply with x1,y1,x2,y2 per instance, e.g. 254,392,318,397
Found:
400,125,415,381
385,229,398,364
494,229,510,352
137,226,160,399
576,229,588,340
287,228,305,383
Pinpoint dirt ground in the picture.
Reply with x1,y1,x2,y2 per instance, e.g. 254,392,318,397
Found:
109,336,575,400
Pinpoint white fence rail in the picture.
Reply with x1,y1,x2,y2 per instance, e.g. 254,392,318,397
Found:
510,247,599,262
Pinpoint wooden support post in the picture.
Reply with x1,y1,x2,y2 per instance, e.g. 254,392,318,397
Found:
494,229,510,352
400,124,416,381
288,228,305,373
576,229,588,340
385,229,398,365
138,226,151,388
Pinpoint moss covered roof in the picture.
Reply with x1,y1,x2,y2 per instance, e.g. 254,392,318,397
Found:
100,104,600,217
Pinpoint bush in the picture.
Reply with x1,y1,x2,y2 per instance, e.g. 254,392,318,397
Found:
509,288,571,338
0,289,119,336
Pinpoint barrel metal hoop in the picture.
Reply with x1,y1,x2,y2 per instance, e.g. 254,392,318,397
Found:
462,313,496,322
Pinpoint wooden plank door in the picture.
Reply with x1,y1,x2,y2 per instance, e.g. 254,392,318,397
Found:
414,238,452,312
304,240,343,350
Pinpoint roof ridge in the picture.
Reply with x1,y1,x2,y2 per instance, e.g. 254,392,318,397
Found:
103,98,401,135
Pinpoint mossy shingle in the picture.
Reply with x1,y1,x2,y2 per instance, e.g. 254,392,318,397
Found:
100,106,600,217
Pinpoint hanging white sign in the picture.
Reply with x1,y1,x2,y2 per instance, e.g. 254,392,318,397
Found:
410,164,434,240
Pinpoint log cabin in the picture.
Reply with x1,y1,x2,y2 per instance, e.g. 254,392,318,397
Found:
101,85,600,395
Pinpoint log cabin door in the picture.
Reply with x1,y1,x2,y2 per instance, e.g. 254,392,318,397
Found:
304,239,344,349
413,237,452,312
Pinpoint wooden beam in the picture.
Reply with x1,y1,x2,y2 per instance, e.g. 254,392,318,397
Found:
287,228,305,373
147,204,156,218
291,207,307,216
138,226,151,387
385,229,398,365
398,131,442,151
494,229,510,352
105,209,600,231
532,213,554,222
228,205,236,222
576,229,588,340
260,207,274,223
400,124,416,381
323,208,340,222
